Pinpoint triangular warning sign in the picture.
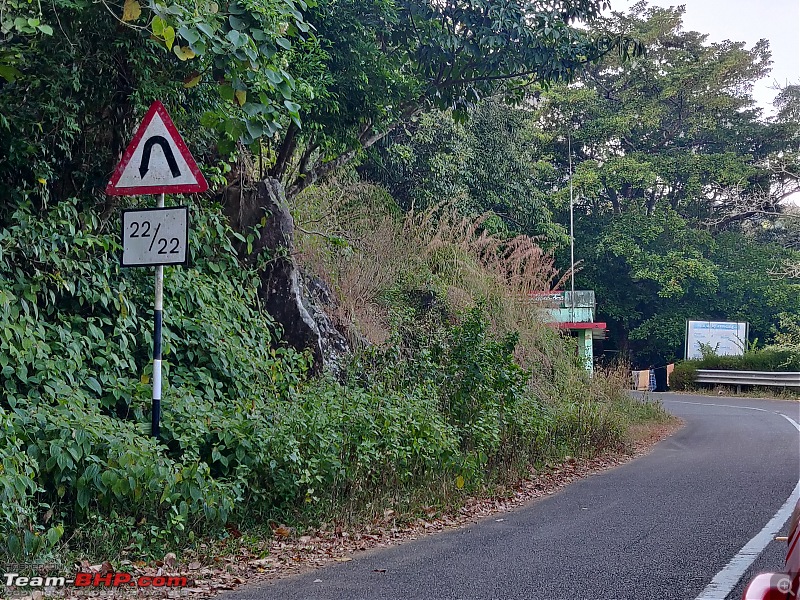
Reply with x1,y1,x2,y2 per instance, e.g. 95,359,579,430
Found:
106,101,208,196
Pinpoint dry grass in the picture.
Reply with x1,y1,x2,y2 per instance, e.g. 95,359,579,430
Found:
293,182,602,397
412,208,563,297
588,362,639,403
287,180,674,517
294,184,572,358
294,183,420,346
406,207,581,380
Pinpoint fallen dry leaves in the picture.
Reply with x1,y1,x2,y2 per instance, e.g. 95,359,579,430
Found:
6,420,681,600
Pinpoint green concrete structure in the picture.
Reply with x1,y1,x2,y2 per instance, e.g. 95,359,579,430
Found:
531,291,606,375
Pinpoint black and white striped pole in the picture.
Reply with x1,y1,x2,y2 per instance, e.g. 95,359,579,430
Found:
119,199,188,439
152,192,165,439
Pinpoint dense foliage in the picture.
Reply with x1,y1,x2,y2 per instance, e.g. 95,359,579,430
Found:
0,199,311,556
362,101,567,242
0,197,660,560
670,346,800,391
266,0,643,198
0,0,313,219
9,0,796,568
572,209,800,366
551,5,800,366
1,0,640,225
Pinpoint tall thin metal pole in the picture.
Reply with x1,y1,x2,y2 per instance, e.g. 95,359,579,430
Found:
152,192,164,439
568,130,575,322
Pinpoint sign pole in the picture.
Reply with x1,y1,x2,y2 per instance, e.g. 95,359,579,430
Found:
568,129,575,323
152,192,165,439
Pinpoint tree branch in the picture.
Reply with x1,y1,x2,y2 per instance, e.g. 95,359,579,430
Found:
286,107,422,199
270,120,299,181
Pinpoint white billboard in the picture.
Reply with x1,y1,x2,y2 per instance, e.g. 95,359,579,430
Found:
685,320,749,359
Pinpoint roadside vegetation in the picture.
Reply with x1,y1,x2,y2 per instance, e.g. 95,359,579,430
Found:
0,194,668,567
670,345,800,392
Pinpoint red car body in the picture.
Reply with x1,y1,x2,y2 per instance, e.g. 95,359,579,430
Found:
742,498,800,599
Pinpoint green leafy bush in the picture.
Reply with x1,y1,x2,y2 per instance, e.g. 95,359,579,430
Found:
669,362,698,390
263,381,461,508
710,346,800,371
0,198,548,558
669,345,800,392
0,194,667,563
346,307,534,464
0,409,64,557
0,199,307,558
680,346,800,375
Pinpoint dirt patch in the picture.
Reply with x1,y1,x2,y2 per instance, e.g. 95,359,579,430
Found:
628,419,684,449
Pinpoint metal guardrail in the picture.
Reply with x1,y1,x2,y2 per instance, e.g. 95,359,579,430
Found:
694,370,800,388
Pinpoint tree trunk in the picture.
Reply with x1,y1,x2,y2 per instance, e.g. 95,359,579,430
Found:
284,106,422,200
222,178,345,370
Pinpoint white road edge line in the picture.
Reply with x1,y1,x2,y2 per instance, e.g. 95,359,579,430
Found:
690,407,800,600
666,399,770,413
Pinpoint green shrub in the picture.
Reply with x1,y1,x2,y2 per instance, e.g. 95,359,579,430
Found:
13,398,237,554
268,381,461,508
0,409,64,558
671,345,800,395
434,308,530,458
346,306,534,464
734,346,800,371
549,401,626,457
670,362,698,390
0,195,666,562
0,199,307,558
1,198,545,557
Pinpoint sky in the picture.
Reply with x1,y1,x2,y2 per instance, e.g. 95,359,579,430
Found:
613,0,800,112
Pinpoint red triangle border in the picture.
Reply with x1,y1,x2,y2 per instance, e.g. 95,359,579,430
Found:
105,101,208,196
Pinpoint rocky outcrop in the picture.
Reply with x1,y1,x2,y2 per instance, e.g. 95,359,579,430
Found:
300,272,350,374
222,178,350,372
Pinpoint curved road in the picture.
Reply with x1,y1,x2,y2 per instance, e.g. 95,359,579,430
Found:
224,393,800,600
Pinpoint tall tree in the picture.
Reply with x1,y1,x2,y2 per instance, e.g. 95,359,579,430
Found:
535,3,800,365
362,100,566,241
574,207,800,366
537,2,797,225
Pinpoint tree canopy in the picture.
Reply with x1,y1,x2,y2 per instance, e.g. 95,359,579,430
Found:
537,2,798,224
1,0,643,221
268,0,644,198
3,0,798,365
362,2,800,367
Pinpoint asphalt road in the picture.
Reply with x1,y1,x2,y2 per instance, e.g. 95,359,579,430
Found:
224,393,800,600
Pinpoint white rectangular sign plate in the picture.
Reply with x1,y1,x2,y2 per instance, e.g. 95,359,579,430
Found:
121,206,189,267
685,320,748,359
